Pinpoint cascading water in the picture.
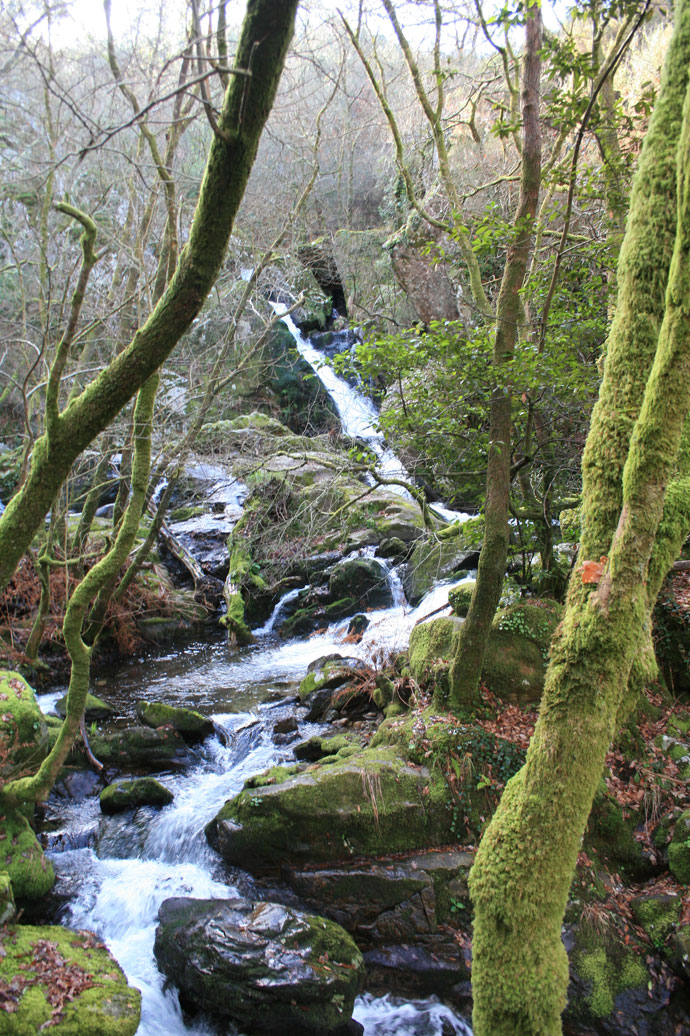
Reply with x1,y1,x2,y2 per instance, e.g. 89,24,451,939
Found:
39,311,477,1035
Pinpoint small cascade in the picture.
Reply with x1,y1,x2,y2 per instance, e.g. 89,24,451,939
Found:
253,585,307,636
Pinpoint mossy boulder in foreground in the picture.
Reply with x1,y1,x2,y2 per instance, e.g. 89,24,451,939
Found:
0,923,140,1035
154,896,364,1036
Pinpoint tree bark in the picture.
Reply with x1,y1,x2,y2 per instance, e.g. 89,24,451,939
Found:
448,5,542,707
469,5,690,1032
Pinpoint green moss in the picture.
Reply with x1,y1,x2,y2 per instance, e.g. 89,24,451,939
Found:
668,811,690,883
481,600,563,704
0,808,54,901
220,590,254,645
0,670,50,780
449,581,476,617
631,895,681,946
585,788,650,879
408,617,461,685
0,869,16,924
577,946,647,1018
100,778,174,814
0,924,140,1035
135,700,213,741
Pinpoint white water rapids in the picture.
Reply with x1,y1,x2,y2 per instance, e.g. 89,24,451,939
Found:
40,315,475,1036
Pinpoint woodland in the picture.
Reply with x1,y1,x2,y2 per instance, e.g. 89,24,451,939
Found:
0,1,689,1035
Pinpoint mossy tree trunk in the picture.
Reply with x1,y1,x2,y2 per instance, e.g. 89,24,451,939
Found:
469,5,690,1033
448,5,542,708
0,0,299,591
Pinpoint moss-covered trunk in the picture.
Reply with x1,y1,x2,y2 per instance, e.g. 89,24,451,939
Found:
0,0,299,590
449,6,542,708
469,6,690,1032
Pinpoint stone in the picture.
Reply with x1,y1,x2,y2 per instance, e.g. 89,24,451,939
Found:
403,539,479,605
0,923,140,1035
0,808,55,901
273,716,298,735
135,700,214,743
206,745,454,874
88,726,189,771
100,778,174,814
54,692,114,722
328,557,393,609
153,896,364,1035
0,870,16,924
481,598,563,704
0,670,51,781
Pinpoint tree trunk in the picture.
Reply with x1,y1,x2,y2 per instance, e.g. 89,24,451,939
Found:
448,5,542,707
469,6,690,1032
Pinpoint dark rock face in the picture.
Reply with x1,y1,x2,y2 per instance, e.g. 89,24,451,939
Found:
328,558,393,610
88,725,190,771
154,897,365,1036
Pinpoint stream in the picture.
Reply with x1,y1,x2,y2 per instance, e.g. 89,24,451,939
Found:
38,316,475,1036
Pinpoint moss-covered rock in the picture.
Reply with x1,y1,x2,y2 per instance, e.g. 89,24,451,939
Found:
573,943,647,1020
408,616,461,691
100,778,174,814
0,807,54,901
0,869,16,924
668,810,690,883
0,670,50,781
481,598,563,704
630,893,681,948
55,692,114,723
448,581,476,617
585,787,653,880
206,744,454,874
135,700,214,743
0,923,140,1035
88,726,189,771
328,557,393,609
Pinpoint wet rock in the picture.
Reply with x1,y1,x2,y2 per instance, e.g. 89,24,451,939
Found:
54,692,114,722
293,734,353,763
298,657,365,721
328,557,393,610
53,770,103,801
100,778,174,814
402,539,479,605
0,923,141,1035
273,716,298,736
136,700,214,743
283,849,473,943
363,939,472,1005
153,896,364,1036
88,725,190,771
348,614,370,639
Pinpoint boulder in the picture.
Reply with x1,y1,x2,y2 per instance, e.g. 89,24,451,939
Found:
448,581,475,617
135,700,214,743
481,598,563,704
284,848,473,943
0,870,16,924
100,778,174,814
0,923,140,1035
403,539,479,605
54,692,114,723
153,896,364,1036
328,557,393,609
88,726,189,771
408,616,461,695
1,808,55,901
0,670,51,781
206,744,454,874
